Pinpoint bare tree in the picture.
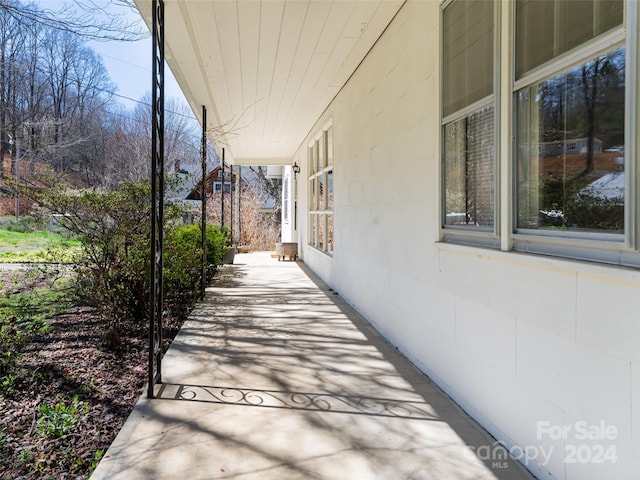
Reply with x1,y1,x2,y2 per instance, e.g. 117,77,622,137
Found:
0,3,118,182
205,186,279,252
248,166,282,227
43,29,76,152
0,0,28,176
0,0,147,42
579,50,624,174
0,0,210,194
67,46,114,182
102,94,202,186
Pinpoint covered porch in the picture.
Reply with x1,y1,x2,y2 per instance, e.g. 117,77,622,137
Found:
91,252,532,479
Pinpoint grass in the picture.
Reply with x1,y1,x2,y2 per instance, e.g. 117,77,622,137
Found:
0,284,71,380
0,229,81,263
0,285,70,326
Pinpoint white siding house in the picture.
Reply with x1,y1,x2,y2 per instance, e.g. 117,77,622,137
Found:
136,1,640,478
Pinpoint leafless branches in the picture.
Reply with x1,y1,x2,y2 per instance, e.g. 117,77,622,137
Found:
0,0,147,42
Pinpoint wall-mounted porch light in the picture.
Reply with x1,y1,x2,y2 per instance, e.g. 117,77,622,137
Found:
292,162,301,179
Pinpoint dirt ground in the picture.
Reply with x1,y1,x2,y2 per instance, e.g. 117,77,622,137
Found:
539,151,624,175
0,268,182,479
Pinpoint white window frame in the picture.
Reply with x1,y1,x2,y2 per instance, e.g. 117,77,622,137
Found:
213,181,232,194
440,0,502,249
510,0,640,267
440,0,640,268
308,124,334,255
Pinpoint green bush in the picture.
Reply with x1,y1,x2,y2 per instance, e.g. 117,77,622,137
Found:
47,183,153,342
164,224,229,317
24,179,232,346
0,215,41,233
539,174,624,231
565,194,624,231
169,224,229,267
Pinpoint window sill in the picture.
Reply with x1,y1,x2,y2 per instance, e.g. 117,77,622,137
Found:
306,245,334,258
436,241,640,280
441,228,500,249
512,233,640,269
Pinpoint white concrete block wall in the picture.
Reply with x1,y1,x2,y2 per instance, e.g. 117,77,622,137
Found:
485,256,577,339
576,273,640,363
632,366,640,451
293,1,640,479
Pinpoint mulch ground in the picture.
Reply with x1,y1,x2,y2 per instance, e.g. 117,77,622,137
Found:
0,269,184,479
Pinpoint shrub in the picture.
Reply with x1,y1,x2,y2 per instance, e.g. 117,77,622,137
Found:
23,181,152,344
164,224,229,317
0,215,41,233
565,193,624,231
25,179,232,346
46,183,153,342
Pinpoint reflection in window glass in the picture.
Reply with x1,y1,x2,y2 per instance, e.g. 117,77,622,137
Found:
444,105,495,227
319,216,325,251
310,215,317,248
442,0,495,236
516,47,625,233
327,170,333,210
319,173,325,210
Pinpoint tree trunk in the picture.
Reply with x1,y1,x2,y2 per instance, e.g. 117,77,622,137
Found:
581,59,599,174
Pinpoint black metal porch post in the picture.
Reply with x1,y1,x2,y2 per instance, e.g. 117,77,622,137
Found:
230,165,234,246
148,0,165,399
201,105,207,301
221,148,225,230
238,166,241,245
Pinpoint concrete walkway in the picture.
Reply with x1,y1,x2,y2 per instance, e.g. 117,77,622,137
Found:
91,252,534,480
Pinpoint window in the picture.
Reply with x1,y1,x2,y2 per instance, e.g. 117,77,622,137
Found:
213,182,231,194
308,125,334,254
515,0,626,237
516,47,626,235
442,0,496,237
444,105,495,228
440,0,638,267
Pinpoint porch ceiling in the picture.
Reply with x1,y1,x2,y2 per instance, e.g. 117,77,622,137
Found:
134,0,404,165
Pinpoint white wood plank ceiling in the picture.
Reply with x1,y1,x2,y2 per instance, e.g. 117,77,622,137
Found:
134,0,405,165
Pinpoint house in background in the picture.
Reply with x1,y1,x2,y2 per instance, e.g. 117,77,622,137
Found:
166,159,216,223
186,164,279,216
134,1,640,479
186,164,237,200
539,137,604,157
